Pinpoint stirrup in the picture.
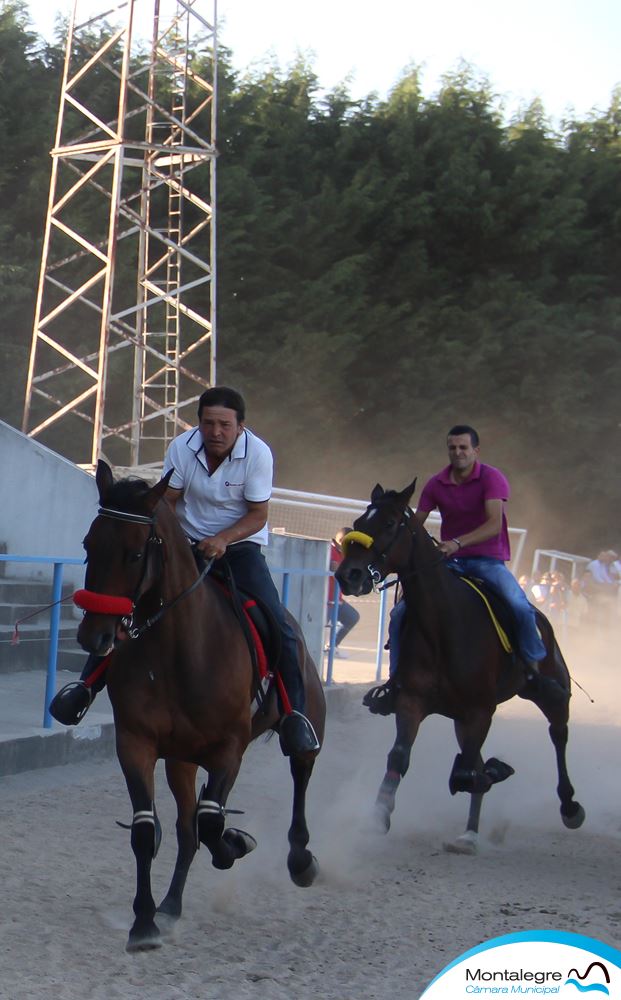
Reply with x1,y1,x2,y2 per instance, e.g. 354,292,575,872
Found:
362,681,396,716
278,711,320,757
48,681,93,726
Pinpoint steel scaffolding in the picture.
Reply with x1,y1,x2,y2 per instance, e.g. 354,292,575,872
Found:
22,0,217,471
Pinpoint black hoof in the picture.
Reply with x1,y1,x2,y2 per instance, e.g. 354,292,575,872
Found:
562,803,586,830
484,757,515,785
288,852,319,887
221,827,257,860
48,682,93,726
362,683,395,716
126,924,161,953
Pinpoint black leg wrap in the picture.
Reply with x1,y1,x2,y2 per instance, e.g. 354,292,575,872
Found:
131,809,161,859
483,757,515,785
387,743,411,777
194,785,225,849
449,753,493,796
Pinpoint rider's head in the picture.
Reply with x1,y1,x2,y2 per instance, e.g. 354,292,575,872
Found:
197,386,246,458
198,386,246,423
447,425,479,448
446,425,480,477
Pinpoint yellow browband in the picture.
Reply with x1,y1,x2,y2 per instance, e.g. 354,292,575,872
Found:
341,530,374,554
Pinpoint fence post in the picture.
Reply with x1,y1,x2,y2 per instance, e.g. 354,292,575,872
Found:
43,561,64,729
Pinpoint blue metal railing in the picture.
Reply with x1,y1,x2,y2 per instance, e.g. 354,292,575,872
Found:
0,555,389,729
0,554,83,729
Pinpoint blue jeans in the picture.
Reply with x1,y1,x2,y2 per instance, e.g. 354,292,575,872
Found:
388,557,546,676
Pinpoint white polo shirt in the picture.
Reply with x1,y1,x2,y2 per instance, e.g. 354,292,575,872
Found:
163,427,273,546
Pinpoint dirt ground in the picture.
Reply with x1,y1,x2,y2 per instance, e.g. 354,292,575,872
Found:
0,619,619,1000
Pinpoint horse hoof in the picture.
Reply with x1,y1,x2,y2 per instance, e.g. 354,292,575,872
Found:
222,827,258,859
443,831,478,855
289,853,319,888
126,928,162,953
562,803,586,830
371,803,391,835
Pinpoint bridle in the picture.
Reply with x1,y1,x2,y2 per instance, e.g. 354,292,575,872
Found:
341,503,417,590
74,505,213,639
341,501,445,591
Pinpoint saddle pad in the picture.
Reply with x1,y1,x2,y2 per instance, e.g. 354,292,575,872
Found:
458,577,513,653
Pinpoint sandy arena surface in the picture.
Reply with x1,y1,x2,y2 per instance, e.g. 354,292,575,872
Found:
0,626,619,999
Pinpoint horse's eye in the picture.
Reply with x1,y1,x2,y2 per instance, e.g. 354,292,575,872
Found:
386,519,396,529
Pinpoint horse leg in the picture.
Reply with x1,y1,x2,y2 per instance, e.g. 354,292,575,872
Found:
541,704,586,829
444,714,494,855
374,699,424,834
196,765,257,870
157,760,199,924
120,751,162,953
287,754,319,887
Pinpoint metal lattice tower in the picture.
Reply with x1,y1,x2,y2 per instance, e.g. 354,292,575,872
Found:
22,0,217,471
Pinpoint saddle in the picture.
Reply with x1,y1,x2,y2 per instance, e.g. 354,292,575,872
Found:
195,553,283,716
453,573,516,655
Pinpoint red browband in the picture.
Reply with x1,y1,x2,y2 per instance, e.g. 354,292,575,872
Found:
73,589,133,616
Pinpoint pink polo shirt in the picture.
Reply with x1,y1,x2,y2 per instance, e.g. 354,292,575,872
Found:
417,461,511,561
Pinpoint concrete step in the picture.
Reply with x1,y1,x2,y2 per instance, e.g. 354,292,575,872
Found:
0,601,78,626
0,624,81,672
0,577,75,604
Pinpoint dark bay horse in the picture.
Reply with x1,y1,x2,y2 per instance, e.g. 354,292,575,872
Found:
77,460,325,951
336,480,585,853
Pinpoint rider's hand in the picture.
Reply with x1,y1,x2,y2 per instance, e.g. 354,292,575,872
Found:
439,539,461,557
198,534,228,560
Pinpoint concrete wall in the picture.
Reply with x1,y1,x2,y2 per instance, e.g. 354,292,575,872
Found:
0,421,330,667
0,421,98,588
266,532,330,672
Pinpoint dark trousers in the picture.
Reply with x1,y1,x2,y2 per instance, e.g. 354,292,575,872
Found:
217,542,305,711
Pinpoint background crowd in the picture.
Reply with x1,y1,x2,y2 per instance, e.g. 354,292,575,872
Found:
519,548,621,633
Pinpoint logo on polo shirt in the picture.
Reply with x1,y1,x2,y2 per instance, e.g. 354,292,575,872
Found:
224,481,244,487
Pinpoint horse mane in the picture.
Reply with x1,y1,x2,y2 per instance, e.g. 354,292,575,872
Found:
103,477,152,513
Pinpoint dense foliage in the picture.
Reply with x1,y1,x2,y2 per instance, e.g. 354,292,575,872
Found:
1,2,620,554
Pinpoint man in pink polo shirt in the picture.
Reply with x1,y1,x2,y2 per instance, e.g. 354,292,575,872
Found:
363,424,568,714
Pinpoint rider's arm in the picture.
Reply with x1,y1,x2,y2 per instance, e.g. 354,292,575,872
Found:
197,500,269,559
439,498,504,556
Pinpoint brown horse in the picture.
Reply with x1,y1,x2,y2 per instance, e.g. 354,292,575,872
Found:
77,460,325,951
336,480,585,853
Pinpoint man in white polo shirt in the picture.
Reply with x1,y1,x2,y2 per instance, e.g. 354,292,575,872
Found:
50,386,320,757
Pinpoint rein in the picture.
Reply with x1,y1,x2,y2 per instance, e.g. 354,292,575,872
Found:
74,505,214,639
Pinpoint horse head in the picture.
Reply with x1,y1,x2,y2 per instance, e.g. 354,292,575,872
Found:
76,460,173,655
336,479,417,596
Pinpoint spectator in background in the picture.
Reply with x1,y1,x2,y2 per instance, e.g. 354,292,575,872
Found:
583,550,619,627
325,527,361,659
530,572,552,611
547,571,568,623
565,577,589,632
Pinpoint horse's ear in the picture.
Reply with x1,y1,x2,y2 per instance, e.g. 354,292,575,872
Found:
95,459,114,503
400,478,417,505
144,468,174,512
370,483,384,503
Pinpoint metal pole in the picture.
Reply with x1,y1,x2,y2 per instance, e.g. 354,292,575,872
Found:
281,572,290,609
43,562,64,729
